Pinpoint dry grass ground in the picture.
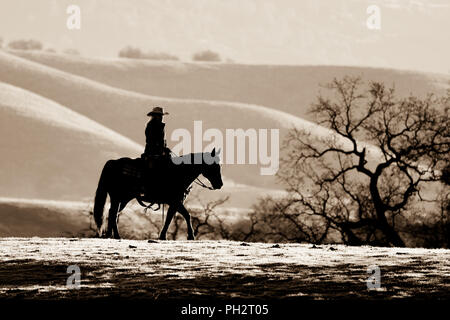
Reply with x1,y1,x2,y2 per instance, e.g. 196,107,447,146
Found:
0,238,449,301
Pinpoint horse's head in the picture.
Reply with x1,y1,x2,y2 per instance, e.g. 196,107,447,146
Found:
201,148,223,190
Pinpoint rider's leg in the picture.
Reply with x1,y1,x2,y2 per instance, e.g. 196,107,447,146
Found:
143,160,154,197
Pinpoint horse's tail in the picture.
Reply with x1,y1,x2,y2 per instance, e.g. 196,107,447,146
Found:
93,160,112,234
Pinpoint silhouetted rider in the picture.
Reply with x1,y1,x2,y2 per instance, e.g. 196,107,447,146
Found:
141,106,170,197
144,106,168,157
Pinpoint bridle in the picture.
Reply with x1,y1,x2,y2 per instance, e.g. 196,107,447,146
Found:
170,150,216,191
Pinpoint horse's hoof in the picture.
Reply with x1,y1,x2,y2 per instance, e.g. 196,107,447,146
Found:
187,235,195,240
159,235,166,240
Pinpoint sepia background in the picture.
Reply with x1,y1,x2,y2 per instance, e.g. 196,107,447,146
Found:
0,0,448,243
0,0,450,303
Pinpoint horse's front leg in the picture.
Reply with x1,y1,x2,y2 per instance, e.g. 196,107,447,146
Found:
177,203,195,240
159,205,176,240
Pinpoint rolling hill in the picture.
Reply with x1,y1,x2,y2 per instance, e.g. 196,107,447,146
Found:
0,78,278,208
0,81,141,200
9,50,450,121
0,49,447,210
0,50,355,190
0,198,154,238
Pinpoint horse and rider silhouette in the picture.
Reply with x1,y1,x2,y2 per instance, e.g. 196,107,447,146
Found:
93,107,223,240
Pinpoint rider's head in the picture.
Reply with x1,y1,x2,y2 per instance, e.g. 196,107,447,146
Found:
151,114,163,122
147,106,168,122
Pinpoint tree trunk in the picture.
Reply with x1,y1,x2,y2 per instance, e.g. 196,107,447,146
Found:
370,173,405,247
377,215,405,247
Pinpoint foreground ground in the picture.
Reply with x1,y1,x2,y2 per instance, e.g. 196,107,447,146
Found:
0,238,449,301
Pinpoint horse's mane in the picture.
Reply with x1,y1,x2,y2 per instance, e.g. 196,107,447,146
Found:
172,152,219,165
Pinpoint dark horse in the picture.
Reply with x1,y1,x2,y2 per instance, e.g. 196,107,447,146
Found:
93,148,223,240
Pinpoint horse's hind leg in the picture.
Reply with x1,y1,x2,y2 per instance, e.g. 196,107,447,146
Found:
112,201,128,240
112,210,121,240
159,205,176,240
106,199,120,239
177,204,195,240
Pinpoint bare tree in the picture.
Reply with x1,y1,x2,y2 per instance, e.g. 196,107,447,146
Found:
8,39,43,50
118,46,179,61
189,196,269,241
191,197,229,239
250,197,332,243
192,50,221,62
261,76,449,247
437,163,450,247
63,48,80,55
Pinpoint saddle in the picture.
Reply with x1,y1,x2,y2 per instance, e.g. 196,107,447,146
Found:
141,153,169,169
120,154,170,177
121,158,145,180
120,154,173,207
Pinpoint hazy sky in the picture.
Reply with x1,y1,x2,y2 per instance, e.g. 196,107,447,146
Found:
1,0,449,74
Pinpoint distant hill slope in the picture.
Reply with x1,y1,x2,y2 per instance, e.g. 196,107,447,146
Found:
1,51,442,203
1,50,356,189
0,79,279,205
0,198,153,238
10,50,450,121
0,198,93,237
0,81,141,200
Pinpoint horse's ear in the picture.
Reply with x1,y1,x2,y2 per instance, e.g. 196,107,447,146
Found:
217,148,221,156
211,148,216,157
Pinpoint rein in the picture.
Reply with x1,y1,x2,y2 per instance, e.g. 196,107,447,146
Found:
193,177,214,190
138,178,212,213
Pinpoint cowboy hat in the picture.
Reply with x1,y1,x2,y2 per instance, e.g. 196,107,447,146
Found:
147,106,169,116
